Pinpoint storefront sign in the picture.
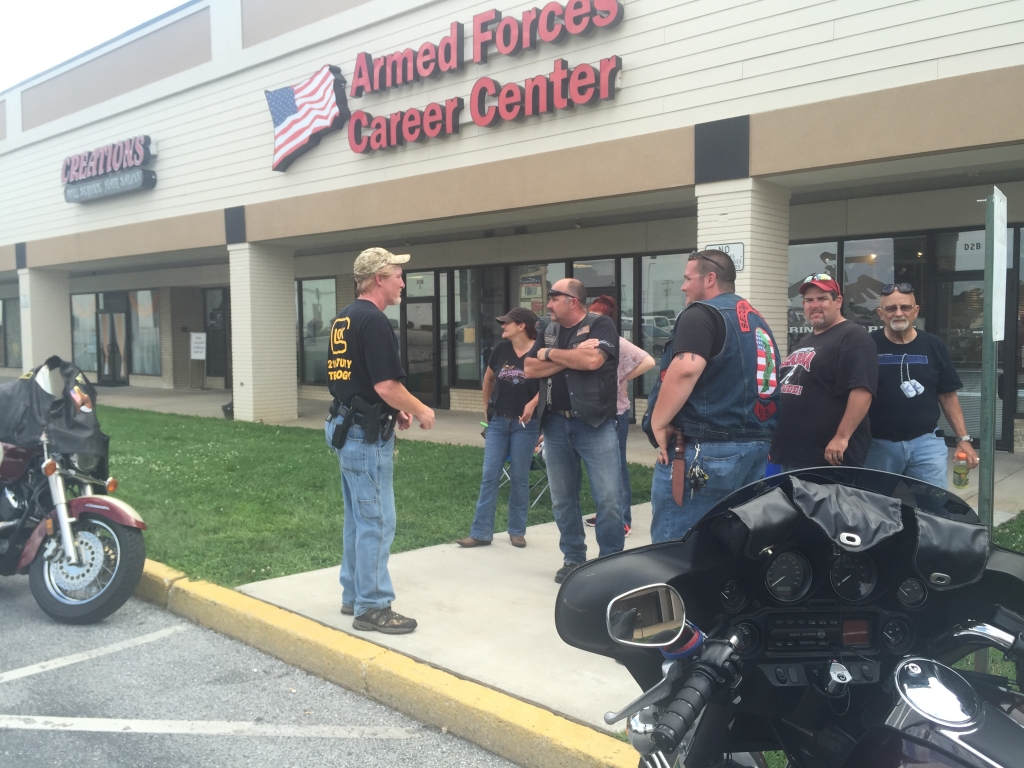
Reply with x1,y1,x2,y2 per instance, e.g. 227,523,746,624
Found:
61,135,156,203
266,2,625,165
190,333,207,361
703,242,745,272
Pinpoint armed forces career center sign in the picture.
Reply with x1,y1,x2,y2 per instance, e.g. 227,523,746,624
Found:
264,0,624,169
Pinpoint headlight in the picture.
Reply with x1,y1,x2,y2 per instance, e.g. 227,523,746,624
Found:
71,453,102,473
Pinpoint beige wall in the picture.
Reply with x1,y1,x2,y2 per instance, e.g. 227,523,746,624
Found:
241,0,371,47
0,245,14,272
20,9,212,130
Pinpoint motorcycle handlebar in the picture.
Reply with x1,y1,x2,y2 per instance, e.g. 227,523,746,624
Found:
650,669,716,753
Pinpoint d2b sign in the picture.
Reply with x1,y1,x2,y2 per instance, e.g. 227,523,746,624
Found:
703,242,744,272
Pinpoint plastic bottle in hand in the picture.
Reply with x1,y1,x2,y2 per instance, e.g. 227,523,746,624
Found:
953,450,970,488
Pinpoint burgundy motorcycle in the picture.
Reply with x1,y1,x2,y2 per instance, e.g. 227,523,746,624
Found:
0,357,146,624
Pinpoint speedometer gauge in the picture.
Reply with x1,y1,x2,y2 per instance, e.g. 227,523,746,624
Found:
765,551,812,602
830,553,877,601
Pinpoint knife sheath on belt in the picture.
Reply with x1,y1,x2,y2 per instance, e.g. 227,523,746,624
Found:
672,432,686,507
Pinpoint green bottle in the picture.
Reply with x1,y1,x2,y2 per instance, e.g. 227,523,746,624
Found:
953,451,969,488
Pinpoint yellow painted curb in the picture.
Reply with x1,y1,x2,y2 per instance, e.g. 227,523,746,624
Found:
134,559,186,607
135,561,635,768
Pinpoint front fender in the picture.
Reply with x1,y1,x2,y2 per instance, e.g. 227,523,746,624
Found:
16,496,146,574
69,495,146,529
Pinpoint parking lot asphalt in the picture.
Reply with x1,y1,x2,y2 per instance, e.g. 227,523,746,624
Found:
0,575,516,768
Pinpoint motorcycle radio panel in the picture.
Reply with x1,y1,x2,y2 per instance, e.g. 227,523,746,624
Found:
768,614,874,652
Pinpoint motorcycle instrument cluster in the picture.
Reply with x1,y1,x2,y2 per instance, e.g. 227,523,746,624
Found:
765,551,812,602
882,618,913,652
830,553,878,601
897,577,928,608
719,579,748,612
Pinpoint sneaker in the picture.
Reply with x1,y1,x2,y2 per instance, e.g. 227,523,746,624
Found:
555,562,583,584
341,603,354,616
352,607,418,635
624,524,631,538
584,516,597,527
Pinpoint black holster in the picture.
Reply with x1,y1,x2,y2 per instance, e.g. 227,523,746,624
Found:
351,396,382,443
330,403,356,449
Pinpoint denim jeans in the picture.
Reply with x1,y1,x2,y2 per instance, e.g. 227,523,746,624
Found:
617,412,632,527
543,414,623,564
864,432,949,488
470,416,540,540
325,417,397,616
651,439,770,544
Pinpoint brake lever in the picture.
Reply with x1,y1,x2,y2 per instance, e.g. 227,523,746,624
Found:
604,659,685,725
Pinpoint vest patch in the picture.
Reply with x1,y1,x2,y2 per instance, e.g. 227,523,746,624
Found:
755,327,777,398
754,399,777,422
735,299,764,333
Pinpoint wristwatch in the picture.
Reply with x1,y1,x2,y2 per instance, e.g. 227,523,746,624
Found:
957,434,972,443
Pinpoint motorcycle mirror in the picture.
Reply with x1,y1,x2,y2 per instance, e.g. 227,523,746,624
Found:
606,583,686,649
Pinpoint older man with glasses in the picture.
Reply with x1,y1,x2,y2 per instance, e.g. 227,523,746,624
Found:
525,277,621,583
863,282,979,487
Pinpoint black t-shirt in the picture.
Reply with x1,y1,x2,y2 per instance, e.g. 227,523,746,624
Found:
672,303,726,361
770,321,878,467
869,329,963,441
326,299,405,409
488,340,540,418
536,314,619,411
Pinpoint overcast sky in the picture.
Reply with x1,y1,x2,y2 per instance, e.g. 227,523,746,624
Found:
1,0,186,94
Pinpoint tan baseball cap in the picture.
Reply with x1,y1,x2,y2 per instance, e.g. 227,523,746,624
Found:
353,247,410,278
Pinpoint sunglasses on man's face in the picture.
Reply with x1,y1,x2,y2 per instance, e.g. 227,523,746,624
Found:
547,290,574,300
881,304,916,314
880,282,914,296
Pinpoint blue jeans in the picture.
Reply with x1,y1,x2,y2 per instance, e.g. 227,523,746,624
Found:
617,412,632,527
325,417,397,616
651,439,770,544
471,417,540,540
543,414,623,564
864,433,949,488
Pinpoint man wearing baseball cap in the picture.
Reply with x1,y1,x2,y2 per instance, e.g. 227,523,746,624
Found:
324,247,435,634
769,273,878,469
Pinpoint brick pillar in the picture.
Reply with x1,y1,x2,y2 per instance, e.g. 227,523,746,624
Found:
18,268,71,368
696,178,791,340
228,243,297,422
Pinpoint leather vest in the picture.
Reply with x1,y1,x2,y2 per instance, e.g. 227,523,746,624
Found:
537,313,618,428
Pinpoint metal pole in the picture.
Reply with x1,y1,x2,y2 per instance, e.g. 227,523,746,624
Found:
979,188,1006,535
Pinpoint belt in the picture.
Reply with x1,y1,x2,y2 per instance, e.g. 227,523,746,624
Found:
336,404,372,426
549,409,573,418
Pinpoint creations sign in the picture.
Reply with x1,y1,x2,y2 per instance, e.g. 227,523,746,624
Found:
266,1,624,166
61,135,156,203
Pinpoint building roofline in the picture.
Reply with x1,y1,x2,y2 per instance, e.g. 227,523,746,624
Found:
0,0,205,99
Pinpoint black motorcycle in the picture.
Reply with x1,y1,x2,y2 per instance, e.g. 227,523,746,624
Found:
556,467,1024,768
0,357,146,624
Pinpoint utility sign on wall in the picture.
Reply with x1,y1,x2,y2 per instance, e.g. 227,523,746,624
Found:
190,333,207,361
703,242,745,272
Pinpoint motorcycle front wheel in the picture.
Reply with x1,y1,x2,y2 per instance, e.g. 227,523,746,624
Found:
29,514,146,625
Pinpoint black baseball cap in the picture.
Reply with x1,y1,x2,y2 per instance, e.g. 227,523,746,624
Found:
495,307,538,327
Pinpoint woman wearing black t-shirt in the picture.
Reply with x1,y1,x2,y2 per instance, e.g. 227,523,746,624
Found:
457,308,540,549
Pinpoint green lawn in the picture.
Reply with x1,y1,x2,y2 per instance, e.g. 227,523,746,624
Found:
98,406,654,587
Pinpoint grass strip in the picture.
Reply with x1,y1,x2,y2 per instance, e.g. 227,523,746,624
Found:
98,405,653,588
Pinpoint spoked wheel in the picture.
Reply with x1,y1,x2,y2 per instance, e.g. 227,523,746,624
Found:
29,514,146,624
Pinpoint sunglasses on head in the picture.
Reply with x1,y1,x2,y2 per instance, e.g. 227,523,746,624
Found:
880,282,915,296
689,250,731,274
547,289,574,300
803,273,834,283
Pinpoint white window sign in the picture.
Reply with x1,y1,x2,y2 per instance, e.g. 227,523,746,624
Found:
703,242,744,272
993,188,1007,342
190,332,207,361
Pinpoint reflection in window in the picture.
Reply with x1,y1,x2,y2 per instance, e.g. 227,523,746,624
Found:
129,290,161,376
640,254,688,394
843,238,894,332
299,278,336,384
787,243,837,351
936,229,1014,272
2,299,20,369
406,271,434,298
72,294,98,372
510,263,564,316
575,259,616,306
439,276,449,407
454,269,479,386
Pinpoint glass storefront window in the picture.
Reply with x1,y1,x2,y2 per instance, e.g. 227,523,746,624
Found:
439,275,449,407
788,242,838,351
299,278,336,384
406,271,434,298
843,238,894,332
935,229,1014,272
129,290,160,376
481,265,506,373
71,294,98,372
640,253,688,393
383,303,401,357
6,298,22,369
0,299,5,367
574,259,616,306
204,288,230,380
454,268,479,386
510,263,564,315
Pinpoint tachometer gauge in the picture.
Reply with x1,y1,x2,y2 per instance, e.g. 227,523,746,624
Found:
897,578,927,608
719,580,747,612
830,553,878,602
765,551,812,603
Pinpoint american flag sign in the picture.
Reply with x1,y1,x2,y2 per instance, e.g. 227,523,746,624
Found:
755,327,777,396
265,65,350,172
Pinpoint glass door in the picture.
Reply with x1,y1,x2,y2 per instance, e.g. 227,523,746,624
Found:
403,272,437,405
204,288,232,387
96,294,129,386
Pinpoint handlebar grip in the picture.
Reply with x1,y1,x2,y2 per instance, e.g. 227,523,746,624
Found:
651,670,715,753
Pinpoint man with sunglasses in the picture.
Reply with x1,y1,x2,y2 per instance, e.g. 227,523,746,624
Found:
863,283,978,487
770,274,878,470
525,278,621,583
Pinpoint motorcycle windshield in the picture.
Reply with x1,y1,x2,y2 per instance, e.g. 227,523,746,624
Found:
0,356,109,458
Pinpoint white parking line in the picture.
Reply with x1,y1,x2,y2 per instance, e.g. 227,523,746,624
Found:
0,626,187,684
0,715,421,739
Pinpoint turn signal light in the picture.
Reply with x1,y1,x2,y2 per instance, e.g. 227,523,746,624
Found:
106,477,119,493
42,459,58,477
45,518,54,536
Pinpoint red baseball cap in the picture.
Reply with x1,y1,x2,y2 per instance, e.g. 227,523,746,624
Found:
798,273,842,296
